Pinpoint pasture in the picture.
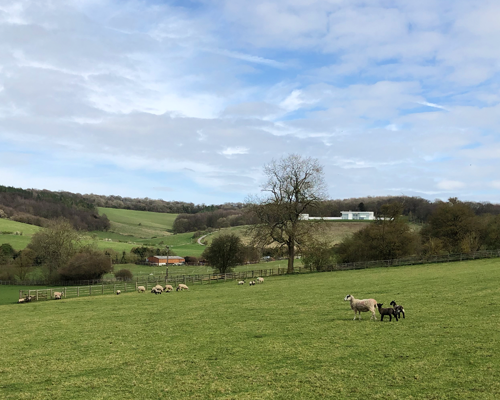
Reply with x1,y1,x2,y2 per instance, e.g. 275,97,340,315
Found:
1,259,499,399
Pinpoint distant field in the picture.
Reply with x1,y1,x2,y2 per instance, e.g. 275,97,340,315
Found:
1,259,499,399
97,207,177,238
0,219,41,250
206,221,372,246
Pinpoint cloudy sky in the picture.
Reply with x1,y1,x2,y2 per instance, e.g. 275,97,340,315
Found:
1,0,499,204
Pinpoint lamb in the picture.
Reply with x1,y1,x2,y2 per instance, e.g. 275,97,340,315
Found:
238,280,245,285
116,290,121,295
176,284,189,291
53,292,63,300
377,303,398,322
344,294,378,320
137,286,146,293
164,285,174,292
257,277,264,284
249,280,256,286
151,287,162,294
390,300,405,319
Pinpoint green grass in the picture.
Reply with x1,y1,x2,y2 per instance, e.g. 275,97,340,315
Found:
1,259,499,399
97,207,177,237
0,219,41,250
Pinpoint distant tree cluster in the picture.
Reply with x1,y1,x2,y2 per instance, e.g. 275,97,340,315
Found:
173,209,257,233
334,198,500,263
82,193,245,214
0,185,110,231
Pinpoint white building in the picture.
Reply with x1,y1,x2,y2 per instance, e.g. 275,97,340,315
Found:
300,211,375,221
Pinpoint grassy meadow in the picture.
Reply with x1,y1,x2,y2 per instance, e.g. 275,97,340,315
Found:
1,258,499,399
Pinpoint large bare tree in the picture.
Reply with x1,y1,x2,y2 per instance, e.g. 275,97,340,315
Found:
248,154,327,273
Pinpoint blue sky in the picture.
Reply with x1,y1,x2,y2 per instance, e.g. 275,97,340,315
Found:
1,0,500,204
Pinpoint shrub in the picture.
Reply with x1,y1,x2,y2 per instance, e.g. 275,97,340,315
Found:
58,250,112,281
114,269,133,281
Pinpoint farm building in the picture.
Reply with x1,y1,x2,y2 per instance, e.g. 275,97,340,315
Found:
148,256,185,265
300,211,375,221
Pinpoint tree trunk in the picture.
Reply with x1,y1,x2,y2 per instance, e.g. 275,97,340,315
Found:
287,241,295,274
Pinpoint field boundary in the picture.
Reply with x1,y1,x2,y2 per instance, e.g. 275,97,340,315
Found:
14,249,500,302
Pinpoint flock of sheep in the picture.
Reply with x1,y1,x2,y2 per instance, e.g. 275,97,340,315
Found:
237,277,264,286
344,294,405,321
133,283,189,294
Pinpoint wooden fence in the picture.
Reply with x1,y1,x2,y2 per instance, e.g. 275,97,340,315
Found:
15,249,500,302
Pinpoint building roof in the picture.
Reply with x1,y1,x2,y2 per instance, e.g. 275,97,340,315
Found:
150,255,185,260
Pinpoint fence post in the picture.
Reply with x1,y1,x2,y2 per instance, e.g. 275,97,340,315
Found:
125,283,127,292
64,287,66,298
77,287,79,297
90,286,92,296
19,290,22,300
102,284,104,295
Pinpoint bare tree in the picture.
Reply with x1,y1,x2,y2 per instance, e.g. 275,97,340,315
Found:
247,154,327,273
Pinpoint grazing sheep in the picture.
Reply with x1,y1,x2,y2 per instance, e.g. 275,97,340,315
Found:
344,294,378,320
151,288,162,295
116,290,121,295
153,284,164,293
249,280,256,286
390,300,405,319
137,286,146,293
164,285,174,292
53,292,63,300
18,298,25,303
257,277,264,284
176,284,189,291
238,280,245,285
377,303,398,322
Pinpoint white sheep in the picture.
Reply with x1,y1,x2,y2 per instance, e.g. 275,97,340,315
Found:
176,284,189,291
164,285,174,292
344,294,378,320
151,287,162,294
137,286,146,293
53,292,63,300
238,280,245,285
18,298,25,303
257,277,264,284
116,290,121,295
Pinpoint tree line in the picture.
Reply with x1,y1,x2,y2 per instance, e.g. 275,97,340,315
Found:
0,186,110,231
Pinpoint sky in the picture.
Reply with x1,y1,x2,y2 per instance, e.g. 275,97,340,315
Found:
1,0,500,205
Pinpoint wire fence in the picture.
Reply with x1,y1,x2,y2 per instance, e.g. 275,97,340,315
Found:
13,248,500,302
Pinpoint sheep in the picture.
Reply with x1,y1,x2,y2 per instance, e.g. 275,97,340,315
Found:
164,285,174,292
53,291,63,300
176,284,189,291
257,277,264,284
116,290,121,295
249,280,256,286
377,303,398,322
344,294,378,320
18,298,25,303
153,284,164,293
137,286,146,293
151,287,162,295
238,280,245,285
390,300,405,319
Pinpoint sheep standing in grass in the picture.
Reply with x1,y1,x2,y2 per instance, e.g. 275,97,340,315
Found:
54,292,63,300
238,280,245,285
164,285,174,292
153,284,164,293
377,303,398,322
151,288,162,294
249,281,256,286
176,284,189,291
390,300,405,319
137,286,146,293
257,277,264,284
116,290,121,295
344,294,377,320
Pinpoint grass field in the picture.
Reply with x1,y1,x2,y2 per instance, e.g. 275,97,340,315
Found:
1,258,499,399
0,219,41,250
97,207,177,237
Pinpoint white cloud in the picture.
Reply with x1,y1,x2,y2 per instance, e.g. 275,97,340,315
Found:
436,180,466,190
